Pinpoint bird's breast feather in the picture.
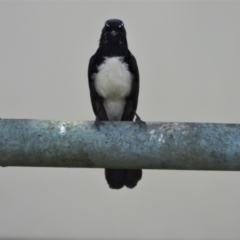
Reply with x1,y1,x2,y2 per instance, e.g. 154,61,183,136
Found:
93,56,133,99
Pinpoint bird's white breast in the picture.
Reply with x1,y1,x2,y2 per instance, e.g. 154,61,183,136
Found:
93,57,132,120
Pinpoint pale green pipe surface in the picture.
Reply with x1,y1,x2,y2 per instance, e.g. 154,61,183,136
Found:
0,119,240,170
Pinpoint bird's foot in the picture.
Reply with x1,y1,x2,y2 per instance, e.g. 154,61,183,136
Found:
92,117,104,130
135,115,147,130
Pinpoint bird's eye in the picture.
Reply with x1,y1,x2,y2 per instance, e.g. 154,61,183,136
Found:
105,23,110,28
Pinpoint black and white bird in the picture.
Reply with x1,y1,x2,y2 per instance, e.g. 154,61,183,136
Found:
88,19,143,189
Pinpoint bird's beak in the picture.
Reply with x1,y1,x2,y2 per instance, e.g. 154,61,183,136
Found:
111,30,118,36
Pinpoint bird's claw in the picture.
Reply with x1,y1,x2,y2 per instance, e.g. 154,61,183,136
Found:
135,116,147,130
92,118,104,130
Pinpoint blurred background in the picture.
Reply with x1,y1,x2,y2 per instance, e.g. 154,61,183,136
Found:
0,1,240,239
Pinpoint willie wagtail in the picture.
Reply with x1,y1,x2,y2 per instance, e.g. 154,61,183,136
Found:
88,19,143,189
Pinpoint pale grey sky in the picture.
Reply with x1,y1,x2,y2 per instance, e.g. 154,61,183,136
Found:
0,1,240,239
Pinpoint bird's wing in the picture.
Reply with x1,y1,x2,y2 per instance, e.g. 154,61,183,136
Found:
88,54,108,120
121,54,139,121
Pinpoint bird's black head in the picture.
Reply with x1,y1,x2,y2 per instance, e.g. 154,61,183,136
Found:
99,19,127,47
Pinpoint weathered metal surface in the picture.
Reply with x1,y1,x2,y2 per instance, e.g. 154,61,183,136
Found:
0,119,240,170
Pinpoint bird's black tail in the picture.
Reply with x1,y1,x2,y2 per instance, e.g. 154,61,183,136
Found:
105,169,142,189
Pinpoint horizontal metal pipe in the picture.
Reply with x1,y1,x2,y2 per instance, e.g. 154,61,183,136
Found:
0,119,240,170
